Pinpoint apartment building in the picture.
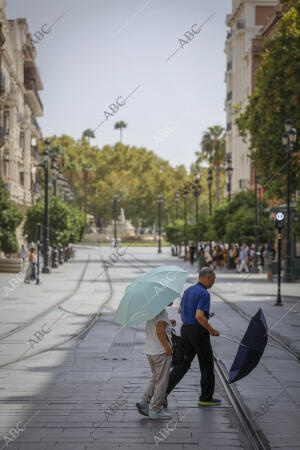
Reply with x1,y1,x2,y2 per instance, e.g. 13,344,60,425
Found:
0,0,43,211
224,0,277,193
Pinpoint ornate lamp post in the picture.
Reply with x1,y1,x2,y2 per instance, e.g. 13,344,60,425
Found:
207,169,213,253
192,178,201,252
175,191,180,219
226,165,233,202
175,191,180,256
51,156,59,197
113,194,119,248
157,193,163,253
183,185,188,255
253,170,260,273
40,140,50,273
282,119,297,282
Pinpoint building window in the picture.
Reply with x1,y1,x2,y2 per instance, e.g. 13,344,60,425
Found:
4,110,10,133
237,19,245,29
20,171,25,186
227,122,232,131
239,179,249,189
19,131,25,152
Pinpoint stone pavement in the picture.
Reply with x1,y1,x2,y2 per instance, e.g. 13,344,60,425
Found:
0,245,299,449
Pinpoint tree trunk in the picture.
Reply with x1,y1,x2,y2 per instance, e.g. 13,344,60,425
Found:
216,164,220,206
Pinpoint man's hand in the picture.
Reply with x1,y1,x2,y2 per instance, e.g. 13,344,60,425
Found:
164,344,173,355
170,319,177,326
210,328,219,337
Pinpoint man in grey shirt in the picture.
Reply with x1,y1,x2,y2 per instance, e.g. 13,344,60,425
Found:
136,308,175,420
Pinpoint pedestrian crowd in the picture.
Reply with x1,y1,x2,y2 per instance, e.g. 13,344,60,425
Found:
172,241,276,279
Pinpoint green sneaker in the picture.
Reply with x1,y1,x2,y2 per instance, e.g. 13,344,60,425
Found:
198,398,221,406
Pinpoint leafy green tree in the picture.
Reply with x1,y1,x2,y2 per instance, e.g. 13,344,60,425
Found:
114,121,127,143
197,125,225,205
206,191,275,245
164,220,185,245
69,205,85,243
0,177,22,254
235,4,300,199
24,196,83,246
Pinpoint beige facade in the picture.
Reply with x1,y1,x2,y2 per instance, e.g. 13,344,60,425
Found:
0,0,43,210
224,0,277,193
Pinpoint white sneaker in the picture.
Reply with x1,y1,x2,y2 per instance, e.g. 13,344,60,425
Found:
149,410,171,420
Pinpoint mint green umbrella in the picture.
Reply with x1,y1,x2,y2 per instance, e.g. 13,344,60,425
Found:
115,265,188,327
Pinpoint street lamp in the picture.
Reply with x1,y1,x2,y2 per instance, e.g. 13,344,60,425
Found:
175,191,180,219
192,178,201,252
282,118,297,282
253,170,260,273
183,185,188,255
207,169,213,253
113,194,119,248
157,193,163,254
226,165,233,202
41,140,50,274
51,156,59,197
175,191,180,256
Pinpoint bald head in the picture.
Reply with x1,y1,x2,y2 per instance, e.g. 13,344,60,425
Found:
199,267,215,288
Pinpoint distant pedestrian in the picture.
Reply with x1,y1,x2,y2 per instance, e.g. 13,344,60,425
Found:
189,243,197,265
136,306,175,420
19,244,26,267
229,244,236,269
238,244,249,273
197,249,208,270
265,242,275,281
164,267,221,407
24,248,36,283
260,245,265,268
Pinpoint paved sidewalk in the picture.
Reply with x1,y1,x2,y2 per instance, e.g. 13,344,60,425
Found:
0,245,299,449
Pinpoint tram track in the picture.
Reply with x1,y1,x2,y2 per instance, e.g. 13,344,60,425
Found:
121,252,287,450
125,252,300,362
0,249,114,369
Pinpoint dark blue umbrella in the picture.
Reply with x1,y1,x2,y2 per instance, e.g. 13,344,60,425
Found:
229,308,268,384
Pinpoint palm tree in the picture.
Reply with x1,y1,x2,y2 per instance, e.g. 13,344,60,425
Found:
82,129,95,145
114,121,127,143
197,125,225,205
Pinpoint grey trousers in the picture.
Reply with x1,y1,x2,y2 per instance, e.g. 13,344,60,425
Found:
143,353,172,413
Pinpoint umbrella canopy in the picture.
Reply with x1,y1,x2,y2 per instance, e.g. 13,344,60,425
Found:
229,308,268,384
115,265,188,328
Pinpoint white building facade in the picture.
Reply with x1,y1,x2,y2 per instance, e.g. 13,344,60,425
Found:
225,0,277,193
0,0,43,210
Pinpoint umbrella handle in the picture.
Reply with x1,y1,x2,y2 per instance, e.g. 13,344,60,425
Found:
219,334,250,349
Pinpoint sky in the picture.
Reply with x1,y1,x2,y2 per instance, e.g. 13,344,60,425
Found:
7,0,232,170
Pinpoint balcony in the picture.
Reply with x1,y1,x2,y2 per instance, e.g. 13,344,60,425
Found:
227,91,232,101
32,115,42,136
237,20,245,29
24,77,43,116
227,30,232,39
227,60,232,71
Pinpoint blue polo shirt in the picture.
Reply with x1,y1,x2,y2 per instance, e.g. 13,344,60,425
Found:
181,282,210,325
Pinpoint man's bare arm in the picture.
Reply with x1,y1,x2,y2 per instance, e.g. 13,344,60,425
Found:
156,321,173,355
195,310,219,336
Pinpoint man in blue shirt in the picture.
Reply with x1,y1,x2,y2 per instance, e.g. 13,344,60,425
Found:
164,267,221,406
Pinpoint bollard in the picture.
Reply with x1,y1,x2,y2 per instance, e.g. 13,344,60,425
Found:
59,246,64,265
52,247,58,268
